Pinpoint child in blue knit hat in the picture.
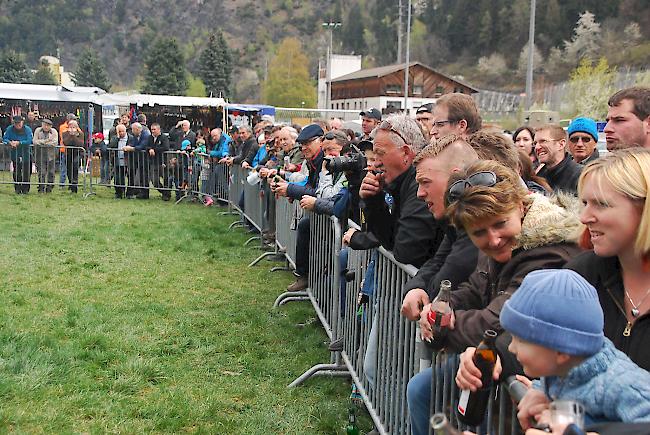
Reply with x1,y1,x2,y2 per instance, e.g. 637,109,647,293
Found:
500,269,650,428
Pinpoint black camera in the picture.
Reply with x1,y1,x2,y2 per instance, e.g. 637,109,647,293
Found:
324,152,367,174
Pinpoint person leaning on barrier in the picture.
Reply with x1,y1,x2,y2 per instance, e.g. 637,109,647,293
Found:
271,124,325,292
61,119,84,194
90,132,109,184
129,122,151,199
207,128,231,161
419,160,581,353
148,123,171,201
32,118,58,193
3,115,33,194
109,123,135,199
358,113,444,267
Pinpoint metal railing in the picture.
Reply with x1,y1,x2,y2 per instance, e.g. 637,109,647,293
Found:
0,144,88,194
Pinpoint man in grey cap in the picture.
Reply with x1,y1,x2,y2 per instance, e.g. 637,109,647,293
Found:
360,108,381,141
32,119,59,193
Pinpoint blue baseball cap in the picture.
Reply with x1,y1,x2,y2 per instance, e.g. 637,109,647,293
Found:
296,124,324,143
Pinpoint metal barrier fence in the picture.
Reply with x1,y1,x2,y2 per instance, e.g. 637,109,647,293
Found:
0,144,88,194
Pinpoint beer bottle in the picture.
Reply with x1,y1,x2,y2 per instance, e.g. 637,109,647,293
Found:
426,280,453,349
430,413,461,435
346,406,359,435
457,329,498,426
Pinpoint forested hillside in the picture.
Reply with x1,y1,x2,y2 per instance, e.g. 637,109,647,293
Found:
0,0,647,101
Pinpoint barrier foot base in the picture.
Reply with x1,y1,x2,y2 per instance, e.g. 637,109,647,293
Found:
244,236,261,246
271,266,291,272
229,221,245,230
248,251,282,267
288,363,350,388
273,291,309,307
83,191,96,199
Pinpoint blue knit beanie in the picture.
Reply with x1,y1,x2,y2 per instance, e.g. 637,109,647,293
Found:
567,117,598,143
500,269,604,356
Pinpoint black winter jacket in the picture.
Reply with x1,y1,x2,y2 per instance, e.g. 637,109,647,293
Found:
360,165,443,268
565,251,650,371
537,153,583,194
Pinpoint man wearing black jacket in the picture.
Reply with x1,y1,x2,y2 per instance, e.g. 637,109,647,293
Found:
148,123,171,201
534,124,583,194
271,124,325,291
358,113,444,392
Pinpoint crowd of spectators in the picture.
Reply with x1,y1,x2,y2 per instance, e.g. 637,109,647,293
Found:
2,85,650,434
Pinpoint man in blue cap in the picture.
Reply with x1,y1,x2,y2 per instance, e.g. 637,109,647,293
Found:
568,117,600,165
272,123,325,291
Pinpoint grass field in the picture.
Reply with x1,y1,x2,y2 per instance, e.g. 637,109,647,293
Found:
0,185,367,434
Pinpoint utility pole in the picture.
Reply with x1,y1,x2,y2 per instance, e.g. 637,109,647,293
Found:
322,22,341,110
525,0,536,111
403,0,411,112
397,0,403,64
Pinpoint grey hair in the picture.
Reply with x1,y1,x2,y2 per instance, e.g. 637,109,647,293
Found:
282,126,298,140
67,120,79,128
131,122,142,131
239,125,253,134
181,120,190,128
375,113,427,153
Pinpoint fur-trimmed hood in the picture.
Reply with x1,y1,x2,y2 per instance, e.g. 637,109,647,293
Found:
516,192,582,250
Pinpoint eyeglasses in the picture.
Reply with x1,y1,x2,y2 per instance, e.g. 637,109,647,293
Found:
379,120,409,145
299,137,319,148
569,135,594,144
533,138,559,146
447,171,498,204
432,120,455,129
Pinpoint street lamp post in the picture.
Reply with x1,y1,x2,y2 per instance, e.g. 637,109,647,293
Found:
322,22,341,110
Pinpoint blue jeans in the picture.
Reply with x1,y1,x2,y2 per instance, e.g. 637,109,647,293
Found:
407,368,432,435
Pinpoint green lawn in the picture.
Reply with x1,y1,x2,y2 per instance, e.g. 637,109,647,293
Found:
0,185,364,434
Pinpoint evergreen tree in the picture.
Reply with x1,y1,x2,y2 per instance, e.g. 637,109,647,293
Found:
340,3,366,54
262,38,316,107
0,50,31,84
142,37,188,96
368,0,398,64
72,49,111,91
197,30,233,98
32,63,58,85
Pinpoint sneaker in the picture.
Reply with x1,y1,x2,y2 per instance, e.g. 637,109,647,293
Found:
286,275,308,292
204,196,214,206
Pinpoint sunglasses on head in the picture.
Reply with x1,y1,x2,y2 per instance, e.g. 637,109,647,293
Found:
447,171,498,204
322,132,337,141
379,119,409,145
569,135,594,144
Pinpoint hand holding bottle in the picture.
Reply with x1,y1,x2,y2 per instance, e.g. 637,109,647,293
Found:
455,346,502,392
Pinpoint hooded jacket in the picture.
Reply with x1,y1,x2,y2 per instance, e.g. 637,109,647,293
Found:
442,193,583,352
539,338,650,423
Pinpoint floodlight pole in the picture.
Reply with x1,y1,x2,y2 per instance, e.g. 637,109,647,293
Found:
403,0,411,112
525,0,536,110
322,22,341,110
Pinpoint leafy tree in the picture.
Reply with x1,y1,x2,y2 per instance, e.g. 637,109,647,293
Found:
197,30,233,98
0,50,31,83
340,3,366,54
262,37,316,107
142,37,188,96
517,43,544,79
32,62,57,85
72,49,111,91
568,57,615,119
477,53,509,80
564,11,601,62
186,73,206,97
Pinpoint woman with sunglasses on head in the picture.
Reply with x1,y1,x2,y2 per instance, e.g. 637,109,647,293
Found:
419,159,582,350
513,126,538,167
565,148,650,371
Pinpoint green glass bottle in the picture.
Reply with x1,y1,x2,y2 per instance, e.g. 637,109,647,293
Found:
346,406,360,435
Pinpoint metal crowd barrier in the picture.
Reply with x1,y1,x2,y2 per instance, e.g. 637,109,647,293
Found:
0,144,88,194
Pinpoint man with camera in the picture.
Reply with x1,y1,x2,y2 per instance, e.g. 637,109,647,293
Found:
271,124,325,292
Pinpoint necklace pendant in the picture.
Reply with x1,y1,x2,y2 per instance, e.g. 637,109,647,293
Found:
632,308,640,318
